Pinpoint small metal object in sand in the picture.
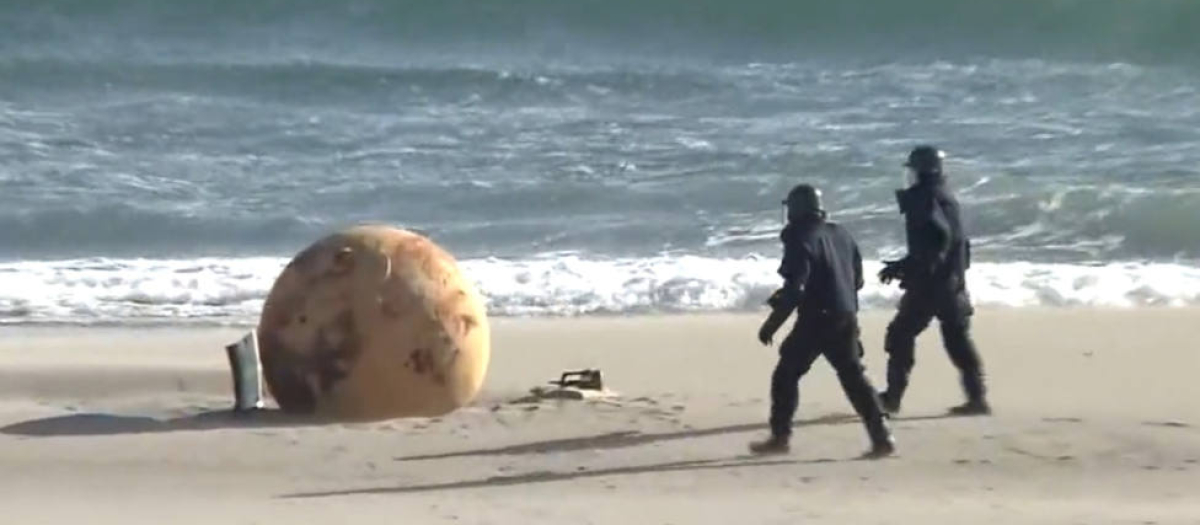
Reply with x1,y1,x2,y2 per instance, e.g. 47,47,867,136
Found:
548,369,604,391
225,329,266,412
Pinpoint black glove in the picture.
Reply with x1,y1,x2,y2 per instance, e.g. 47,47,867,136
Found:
758,290,793,346
758,319,777,346
758,309,789,346
765,288,784,309
878,259,906,285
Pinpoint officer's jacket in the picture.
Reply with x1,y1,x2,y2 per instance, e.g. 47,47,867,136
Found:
896,178,971,286
778,220,863,315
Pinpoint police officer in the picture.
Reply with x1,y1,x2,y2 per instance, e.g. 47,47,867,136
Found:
877,146,990,416
750,184,895,458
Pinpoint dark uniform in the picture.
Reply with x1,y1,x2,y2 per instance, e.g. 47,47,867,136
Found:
879,146,989,415
751,184,893,457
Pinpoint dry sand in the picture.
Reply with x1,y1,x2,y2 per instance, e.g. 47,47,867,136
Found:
1,308,1198,524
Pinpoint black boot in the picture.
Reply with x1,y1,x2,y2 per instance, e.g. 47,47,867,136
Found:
950,370,990,416
949,399,991,416
861,436,896,459
862,415,896,459
860,415,896,460
878,389,902,415
748,434,790,455
834,366,895,459
942,317,988,416
880,349,912,415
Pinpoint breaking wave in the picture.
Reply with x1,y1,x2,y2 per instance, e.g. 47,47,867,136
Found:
3,255,1198,325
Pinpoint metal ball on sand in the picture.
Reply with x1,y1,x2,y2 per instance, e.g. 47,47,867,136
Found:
256,224,490,421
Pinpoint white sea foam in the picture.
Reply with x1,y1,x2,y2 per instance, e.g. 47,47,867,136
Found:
1,255,1198,325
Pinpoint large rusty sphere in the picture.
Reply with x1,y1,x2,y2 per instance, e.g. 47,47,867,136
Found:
257,224,490,420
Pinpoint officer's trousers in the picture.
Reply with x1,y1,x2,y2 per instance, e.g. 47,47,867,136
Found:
769,312,890,445
883,281,986,405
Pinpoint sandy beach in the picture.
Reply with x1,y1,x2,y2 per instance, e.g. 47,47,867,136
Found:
2,308,1198,524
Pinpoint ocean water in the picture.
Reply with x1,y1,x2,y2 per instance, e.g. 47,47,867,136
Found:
3,0,1200,325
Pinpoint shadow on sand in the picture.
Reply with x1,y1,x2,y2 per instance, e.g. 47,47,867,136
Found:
0,407,956,443
281,455,842,499
281,413,958,499
393,413,956,462
3,408,959,498
0,408,328,437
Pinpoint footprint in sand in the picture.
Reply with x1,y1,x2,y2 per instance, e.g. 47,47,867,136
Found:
953,458,995,465
1042,417,1084,424
645,409,680,422
1141,420,1190,428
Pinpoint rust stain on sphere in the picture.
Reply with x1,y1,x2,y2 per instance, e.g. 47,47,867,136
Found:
258,225,490,420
